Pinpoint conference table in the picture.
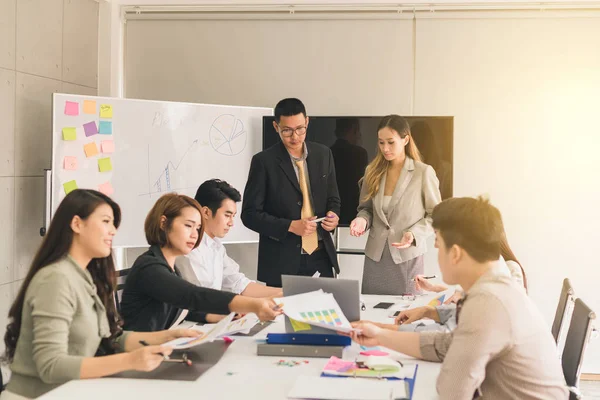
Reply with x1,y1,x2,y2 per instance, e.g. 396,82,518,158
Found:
40,295,441,399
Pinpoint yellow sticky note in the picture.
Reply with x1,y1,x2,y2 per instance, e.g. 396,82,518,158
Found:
83,100,96,115
98,157,112,172
290,318,312,332
100,104,113,118
84,142,99,158
62,127,77,141
63,180,78,195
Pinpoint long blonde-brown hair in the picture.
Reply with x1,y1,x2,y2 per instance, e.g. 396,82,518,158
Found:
361,115,422,202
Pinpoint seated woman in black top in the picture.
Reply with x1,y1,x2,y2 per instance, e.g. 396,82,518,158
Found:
120,193,280,332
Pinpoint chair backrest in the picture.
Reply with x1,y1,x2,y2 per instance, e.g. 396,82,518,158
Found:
114,268,131,314
561,298,596,388
552,278,575,343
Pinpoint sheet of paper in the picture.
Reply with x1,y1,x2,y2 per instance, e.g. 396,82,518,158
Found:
65,101,79,116
99,121,112,134
62,127,77,141
63,156,77,170
83,121,98,137
162,312,236,349
100,104,113,118
168,309,189,330
63,180,77,195
101,139,115,153
84,142,99,158
408,288,457,310
274,290,356,333
98,181,114,196
98,157,112,172
288,376,408,400
83,100,96,115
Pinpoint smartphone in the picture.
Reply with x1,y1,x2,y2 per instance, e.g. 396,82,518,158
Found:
391,310,402,317
373,302,394,309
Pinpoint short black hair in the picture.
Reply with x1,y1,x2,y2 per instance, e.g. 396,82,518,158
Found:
274,98,306,123
432,196,504,263
194,179,241,215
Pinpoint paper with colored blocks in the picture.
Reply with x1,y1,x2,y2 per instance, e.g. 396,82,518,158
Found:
63,156,78,170
274,290,356,333
98,121,112,134
64,101,79,116
98,181,114,196
83,100,96,114
84,142,99,158
83,121,98,137
101,140,114,153
99,104,113,118
98,157,112,172
63,180,78,194
62,127,77,141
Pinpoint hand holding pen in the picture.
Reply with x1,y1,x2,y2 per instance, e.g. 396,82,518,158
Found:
138,340,192,367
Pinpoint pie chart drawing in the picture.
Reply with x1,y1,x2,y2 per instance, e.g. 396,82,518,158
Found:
209,114,247,156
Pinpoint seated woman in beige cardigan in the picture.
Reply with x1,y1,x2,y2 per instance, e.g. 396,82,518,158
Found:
1,190,199,399
350,115,442,295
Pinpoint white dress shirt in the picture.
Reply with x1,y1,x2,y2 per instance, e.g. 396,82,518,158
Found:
186,234,253,294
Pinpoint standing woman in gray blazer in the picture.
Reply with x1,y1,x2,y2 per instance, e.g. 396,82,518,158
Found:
350,115,442,295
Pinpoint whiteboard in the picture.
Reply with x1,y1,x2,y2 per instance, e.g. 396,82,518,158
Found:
51,94,271,247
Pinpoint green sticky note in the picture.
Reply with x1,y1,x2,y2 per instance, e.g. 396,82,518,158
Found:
63,180,77,194
290,318,312,332
98,157,112,172
62,127,77,141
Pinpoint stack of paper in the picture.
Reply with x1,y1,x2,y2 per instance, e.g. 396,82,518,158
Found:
163,312,256,349
320,356,406,380
274,290,357,333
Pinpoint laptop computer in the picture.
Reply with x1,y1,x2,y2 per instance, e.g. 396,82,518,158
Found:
281,275,360,334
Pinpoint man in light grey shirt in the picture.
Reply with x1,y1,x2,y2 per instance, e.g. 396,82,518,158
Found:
350,196,568,400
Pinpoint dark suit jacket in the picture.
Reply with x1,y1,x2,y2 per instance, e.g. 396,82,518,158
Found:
241,141,341,287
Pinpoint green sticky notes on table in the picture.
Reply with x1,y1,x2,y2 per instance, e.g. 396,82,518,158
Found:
63,180,78,194
98,157,112,172
62,127,77,141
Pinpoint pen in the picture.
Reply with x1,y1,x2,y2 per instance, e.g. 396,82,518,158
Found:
414,275,436,281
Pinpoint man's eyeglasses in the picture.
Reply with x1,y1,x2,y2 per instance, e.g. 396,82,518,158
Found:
277,125,307,138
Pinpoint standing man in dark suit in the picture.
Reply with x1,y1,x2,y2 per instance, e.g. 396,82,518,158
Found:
241,98,341,287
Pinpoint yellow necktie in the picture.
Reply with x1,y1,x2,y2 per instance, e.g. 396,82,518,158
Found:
295,160,318,254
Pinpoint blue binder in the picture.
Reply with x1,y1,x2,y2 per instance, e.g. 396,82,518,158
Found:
266,333,351,347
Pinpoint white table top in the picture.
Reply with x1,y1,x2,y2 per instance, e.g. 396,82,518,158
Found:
40,295,440,400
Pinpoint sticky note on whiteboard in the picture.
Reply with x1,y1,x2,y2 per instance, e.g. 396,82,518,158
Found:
62,127,77,141
63,180,78,194
98,157,112,172
65,101,79,116
63,156,78,170
83,121,98,137
98,121,112,134
98,181,114,196
101,140,115,153
100,104,113,118
84,142,99,158
83,100,96,115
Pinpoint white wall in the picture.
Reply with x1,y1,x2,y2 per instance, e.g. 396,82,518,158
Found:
101,4,600,373
0,0,100,382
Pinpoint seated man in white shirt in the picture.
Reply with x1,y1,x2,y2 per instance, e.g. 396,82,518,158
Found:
186,179,282,311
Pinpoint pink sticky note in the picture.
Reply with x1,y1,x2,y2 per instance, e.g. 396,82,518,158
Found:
101,140,115,153
63,156,78,171
65,101,79,116
359,350,389,356
98,181,114,196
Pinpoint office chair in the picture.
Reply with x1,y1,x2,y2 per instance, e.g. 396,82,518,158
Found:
561,298,596,400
